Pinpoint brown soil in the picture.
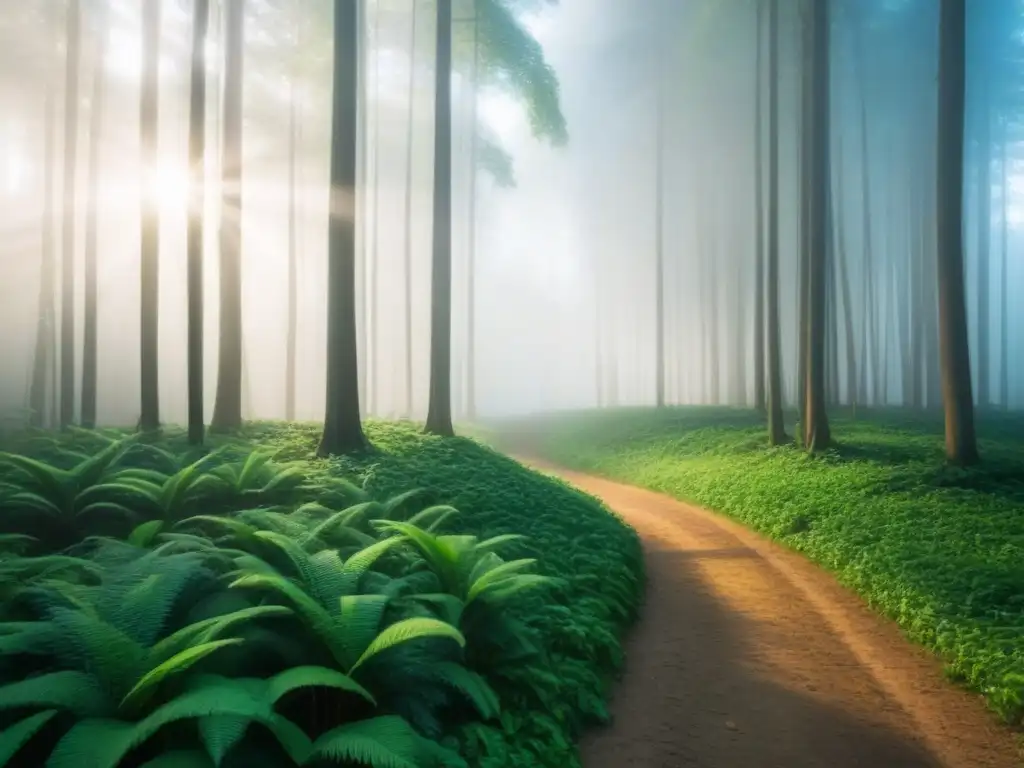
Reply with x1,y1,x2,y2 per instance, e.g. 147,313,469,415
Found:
523,460,1022,768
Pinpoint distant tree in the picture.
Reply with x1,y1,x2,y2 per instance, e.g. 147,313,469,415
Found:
187,0,210,446
765,0,786,446
285,0,302,422
30,12,58,429
318,0,366,456
752,0,765,413
59,0,81,430
81,1,108,430
401,0,419,418
936,0,978,464
803,0,831,452
139,0,161,432
211,0,245,432
653,33,667,409
425,0,455,437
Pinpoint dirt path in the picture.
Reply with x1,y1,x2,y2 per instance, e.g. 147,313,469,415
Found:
524,461,1021,768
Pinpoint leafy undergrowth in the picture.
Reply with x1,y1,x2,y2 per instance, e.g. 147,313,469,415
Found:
0,422,643,768
490,406,1024,727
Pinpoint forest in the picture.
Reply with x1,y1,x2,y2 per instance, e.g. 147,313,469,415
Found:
0,0,1021,766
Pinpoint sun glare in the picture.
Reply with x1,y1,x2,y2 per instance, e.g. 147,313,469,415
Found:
144,161,190,209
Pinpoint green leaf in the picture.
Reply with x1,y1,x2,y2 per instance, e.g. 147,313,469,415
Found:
0,671,111,717
350,617,465,673
148,606,291,666
0,710,58,764
120,639,244,713
308,716,425,768
138,751,215,768
467,559,539,602
266,665,376,706
128,520,165,548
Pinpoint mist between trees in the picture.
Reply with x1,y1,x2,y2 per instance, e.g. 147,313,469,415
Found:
0,0,1017,462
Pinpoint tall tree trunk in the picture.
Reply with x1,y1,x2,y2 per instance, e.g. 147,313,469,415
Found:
81,2,107,429
654,61,666,408
367,2,382,417
975,87,992,408
356,0,369,413
211,0,244,432
424,0,454,437
466,18,480,421
834,129,857,408
401,0,418,418
317,0,366,456
936,0,978,464
139,0,161,432
999,116,1009,409
186,0,210,445
804,0,830,452
285,3,301,422
766,0,786,445
30,30,59,429
60,0,81,429
753,0,766,412
797,0,811,425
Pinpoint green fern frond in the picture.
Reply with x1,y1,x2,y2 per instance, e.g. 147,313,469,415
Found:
265,665,376,706
475,534,527,554
350,618,465,673
0,708,58,764
0,670,111,717
405,505,459,531
138,751,215,768
128,521,165,548
0,533,36,553
381,488,427,520
423,661,501,720
466,559,538,602
336,594,390,669
120,639,245,713
198,714,251,767
308,715,428,768
149,605,291,665
229,573,337,656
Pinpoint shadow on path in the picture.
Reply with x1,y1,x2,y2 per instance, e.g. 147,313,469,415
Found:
520,462,1020,768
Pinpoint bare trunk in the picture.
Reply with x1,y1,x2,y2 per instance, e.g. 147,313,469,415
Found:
186,0,209,445
139,0,161,432
936,0,978,464
424,0,454,436
753,0,766,412
60,1,81,429
466,20,480,421
765,0,786,445
401,0,418,418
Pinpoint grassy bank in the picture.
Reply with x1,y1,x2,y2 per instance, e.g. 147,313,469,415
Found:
0,421,643,767
491,406,1024,726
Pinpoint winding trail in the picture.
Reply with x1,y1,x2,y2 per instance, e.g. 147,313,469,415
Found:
523,460,1022,768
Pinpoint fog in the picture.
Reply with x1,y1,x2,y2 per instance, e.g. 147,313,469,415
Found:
1,0,1021,430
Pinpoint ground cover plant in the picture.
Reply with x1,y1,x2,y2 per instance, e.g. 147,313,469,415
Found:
0,422,644,768
491,406,1024,727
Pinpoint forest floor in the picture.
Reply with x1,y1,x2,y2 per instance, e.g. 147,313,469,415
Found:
519,460,1021,767
488,407,1024,765
0,421,643,767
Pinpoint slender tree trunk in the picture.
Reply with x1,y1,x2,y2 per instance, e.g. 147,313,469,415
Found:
753,0,766,412
424,0,454,436
936,0,978,464
186,0,209,445
30,34,59,429
797,0,812,425
834,130,857,408
975,87,992,408
401,0,418,418
318,0,365,456
804,0,831,451
59,0,81,429
285,4,301,422
81,2,107,429
766,0,786,445
356,0,369,413
211,0,244,432
367,2,382,417
654,60,666,408
139,0,161,432
466,18,480,421
999,117,1009,409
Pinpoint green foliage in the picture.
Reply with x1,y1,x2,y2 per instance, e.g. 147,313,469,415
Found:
493,406,1024,726
0,422,642,766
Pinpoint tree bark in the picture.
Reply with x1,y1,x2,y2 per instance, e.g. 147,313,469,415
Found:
30,20,59,429
765,0,786,445
936,0,978,464
401,0,418,418
466,17,480,421
367,1,382,417
81,1,107,429
753,0,766,412
999,116,1009,409
60,0,81,429
424,0,455,437
210,0,245,432
186,0,210,445
139,0,161,432
803,0,831,452
318,0,366,456
974,86,992,408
